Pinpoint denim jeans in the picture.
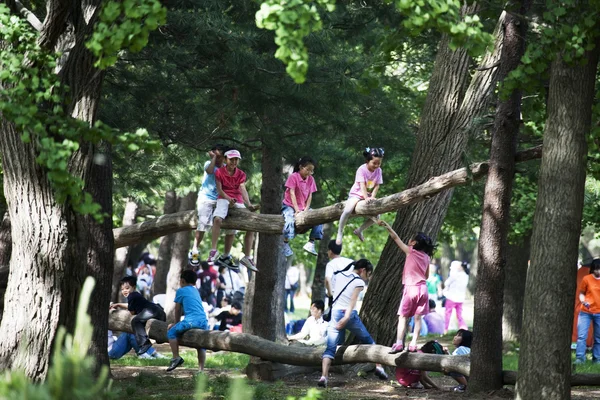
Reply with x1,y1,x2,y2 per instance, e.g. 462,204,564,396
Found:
108,333,155,359
284,288,296,313
576,311,600,362
282,205,323,241
322,310,374,359
131,306,166,348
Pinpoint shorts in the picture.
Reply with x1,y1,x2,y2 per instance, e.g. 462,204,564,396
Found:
398,284,429,317
213,199,244,235
167,319,208,340
197,200,217,232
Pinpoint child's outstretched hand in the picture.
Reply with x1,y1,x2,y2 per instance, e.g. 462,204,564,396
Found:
248,204,260,212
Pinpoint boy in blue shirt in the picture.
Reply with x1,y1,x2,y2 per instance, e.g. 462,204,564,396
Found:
167,269,209,372
110,276,166,355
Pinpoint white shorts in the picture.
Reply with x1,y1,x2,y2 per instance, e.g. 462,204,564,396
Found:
213,199,245,235
197,200,217,232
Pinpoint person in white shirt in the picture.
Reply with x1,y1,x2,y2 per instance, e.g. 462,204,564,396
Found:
219,265,242,298
324,240,353,303
443,260,470,334
285,265,301,313
288,300,327,346
318,259,388,388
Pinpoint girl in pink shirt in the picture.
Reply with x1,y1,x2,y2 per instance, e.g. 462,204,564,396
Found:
377,219,435,353
335,147,384,245
281,157,323,257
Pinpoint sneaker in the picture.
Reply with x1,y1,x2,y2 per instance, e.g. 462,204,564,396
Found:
353,229,365,242
283,242,293,257
138,352,153,359
317,376,328,388
207,249,220,264
167,356,184,372
574,358,585,364
389,342,404,354
453,384,466,392
374,366,389,380
303,241,318,256
152,351,169,359
216,255,239,271
137,340,152,355
188,249,200,267
240,256,258,272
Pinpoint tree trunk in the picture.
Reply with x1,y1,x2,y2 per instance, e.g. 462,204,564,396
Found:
245,145,286,380
502,233,531,342
153,190,178,295
311,222,332,303
470,3,530,392
0,0,109,378
360,6,505,345
516,44,600,400
165,192,196,322
111,199,138,302
0,212,11,321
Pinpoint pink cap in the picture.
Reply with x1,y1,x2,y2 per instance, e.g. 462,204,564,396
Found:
225,149,242,159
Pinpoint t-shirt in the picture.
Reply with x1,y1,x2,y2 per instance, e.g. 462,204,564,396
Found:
216,310,242,331
579,274,600,314
221,269,242,295
127,291,158,315
349,164,383,199
427,273,442,295
215,167,247,204
285,266,300,290
325,256,354,288
403,247,430,286
283,172,317,211
198,160,223,202
331,271,364,311
174,285,207,325
444,270,469,302
453,346,471,356
423,311,445,334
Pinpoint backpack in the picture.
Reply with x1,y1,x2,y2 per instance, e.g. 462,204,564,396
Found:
199,275,213,300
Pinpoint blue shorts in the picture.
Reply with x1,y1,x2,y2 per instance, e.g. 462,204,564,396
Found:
167,319,208,340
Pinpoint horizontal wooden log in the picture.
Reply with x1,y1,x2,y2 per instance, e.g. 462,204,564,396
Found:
113,146,542,248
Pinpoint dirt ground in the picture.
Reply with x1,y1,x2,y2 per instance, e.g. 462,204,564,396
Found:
110,364,600,400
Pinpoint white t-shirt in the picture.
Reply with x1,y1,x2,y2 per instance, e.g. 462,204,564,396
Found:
443,270,469,302
325,256,354,289
221,269,242,295
332,271,364,310
285,266,300,289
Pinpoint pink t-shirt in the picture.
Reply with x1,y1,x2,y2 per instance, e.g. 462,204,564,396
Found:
403,247,430,286
348,164,383,199
283,172,317,211
215,167,246,204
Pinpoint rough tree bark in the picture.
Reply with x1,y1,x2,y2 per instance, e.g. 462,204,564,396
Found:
470,2,530,392
111,199,138,302
245,145,286,380
0,0,112,379
515,45,600,400
153,190,178,295
310,222,332,303
165,192,196,322
502,233,530,342
0,212,11,320
360,6,505,345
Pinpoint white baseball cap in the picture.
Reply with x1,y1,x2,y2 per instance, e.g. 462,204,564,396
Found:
225,149,242,159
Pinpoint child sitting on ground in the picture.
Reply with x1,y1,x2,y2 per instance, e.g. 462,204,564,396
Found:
166,270,209,372
443,329,473,392
395,340,444,389
110,276,166,356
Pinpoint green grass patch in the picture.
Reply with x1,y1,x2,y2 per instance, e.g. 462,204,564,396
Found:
110,350,249,370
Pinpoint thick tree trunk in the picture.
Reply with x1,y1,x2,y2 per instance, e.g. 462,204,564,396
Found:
310,222,332,303
111,199,138,302
245,146,286,380
0,212,11,321
153,190,178,295
516,45,600,400
113,145,542,248
502,233,531,342
165,192,196,322
470,4,530,392
360,7,505,345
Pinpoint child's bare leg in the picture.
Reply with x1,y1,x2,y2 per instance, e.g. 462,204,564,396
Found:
410,315,423,346
321,357,332,378
211,217,223,249
453,375,468,386
355,216,376,236
396,315,409,344
193,230,204,250
197,348,206,371
336,197,361,244
243,231,255,256
223,232,235,255
169,339,179,358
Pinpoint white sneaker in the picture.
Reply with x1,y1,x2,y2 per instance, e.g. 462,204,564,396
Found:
303,241,317,256
240,256,258,272
188,249,200,267
138,352,153,359
152,352,169,359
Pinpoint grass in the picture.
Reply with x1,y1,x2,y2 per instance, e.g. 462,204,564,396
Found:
110,351,250,370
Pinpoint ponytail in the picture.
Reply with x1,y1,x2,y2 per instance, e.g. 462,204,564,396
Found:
363,147,384,161
293,156,316,173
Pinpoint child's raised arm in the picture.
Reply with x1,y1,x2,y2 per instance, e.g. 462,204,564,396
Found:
375,218,411,255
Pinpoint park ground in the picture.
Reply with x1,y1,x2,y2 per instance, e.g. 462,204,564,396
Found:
109,296,600,399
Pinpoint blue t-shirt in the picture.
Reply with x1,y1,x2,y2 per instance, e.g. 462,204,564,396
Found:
174,285,207,325
453,346,471,356
198,160,221,201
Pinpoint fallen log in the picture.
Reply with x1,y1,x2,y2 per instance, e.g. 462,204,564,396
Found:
113,146,542,248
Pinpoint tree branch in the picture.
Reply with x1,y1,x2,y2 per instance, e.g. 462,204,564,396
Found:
113,145,543,248
8,0,42,31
